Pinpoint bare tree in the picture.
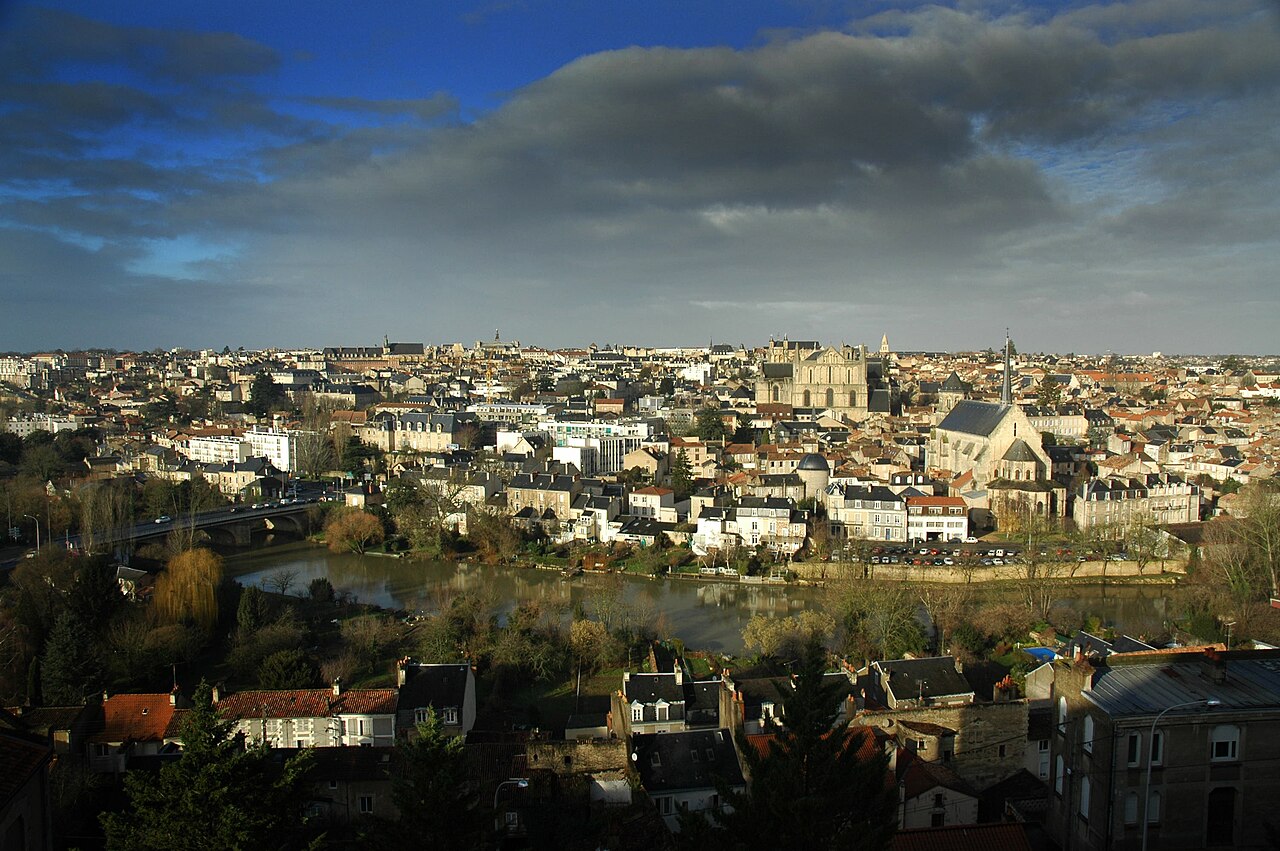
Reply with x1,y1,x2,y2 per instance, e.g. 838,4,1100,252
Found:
264,568,301,596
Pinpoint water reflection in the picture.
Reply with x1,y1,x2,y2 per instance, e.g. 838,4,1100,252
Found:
223,542,1192,653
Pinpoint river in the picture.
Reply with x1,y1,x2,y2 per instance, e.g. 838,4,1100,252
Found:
222,540,1194,654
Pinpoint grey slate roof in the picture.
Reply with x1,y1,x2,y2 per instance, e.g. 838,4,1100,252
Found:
1083,653,1280,718
633,729,745,792
936,400,1010,437
1001,439,1040,462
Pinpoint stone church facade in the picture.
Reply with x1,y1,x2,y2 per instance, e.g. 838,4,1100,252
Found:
754,340,888,420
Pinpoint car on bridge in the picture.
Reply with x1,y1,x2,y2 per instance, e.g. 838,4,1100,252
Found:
154,515,171,524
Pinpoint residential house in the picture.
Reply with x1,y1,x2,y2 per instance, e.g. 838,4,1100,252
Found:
905,495,969,542
632,729,745,832
395,661,476,738
1046,647,1280,850
87,690,187,773
215,682,398,748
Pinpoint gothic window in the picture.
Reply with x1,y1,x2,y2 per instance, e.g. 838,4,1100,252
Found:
772,384,780,403
849,391,857,407
825,389,834,408
803,390,811,407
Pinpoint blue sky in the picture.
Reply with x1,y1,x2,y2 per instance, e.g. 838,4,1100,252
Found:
2,0,1279,353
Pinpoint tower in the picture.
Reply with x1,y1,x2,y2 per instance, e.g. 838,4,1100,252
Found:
1001,332,1012,406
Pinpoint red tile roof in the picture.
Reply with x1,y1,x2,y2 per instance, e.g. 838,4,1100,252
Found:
92,694,179,744
891,823,1032,851
217,688,398,720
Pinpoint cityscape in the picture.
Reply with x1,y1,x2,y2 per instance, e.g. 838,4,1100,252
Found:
3,1,1280,850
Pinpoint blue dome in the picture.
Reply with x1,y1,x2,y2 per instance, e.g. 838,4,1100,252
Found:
797,453,829,473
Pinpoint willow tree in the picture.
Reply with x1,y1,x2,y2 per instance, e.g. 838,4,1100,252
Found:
153,549,223,632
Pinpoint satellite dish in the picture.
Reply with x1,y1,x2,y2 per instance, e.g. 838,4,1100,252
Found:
631,752,638,762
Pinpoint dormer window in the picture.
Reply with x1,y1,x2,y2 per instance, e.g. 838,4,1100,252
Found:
631,704,643,723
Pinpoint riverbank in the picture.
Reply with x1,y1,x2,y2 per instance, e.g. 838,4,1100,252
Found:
788,557,1188,586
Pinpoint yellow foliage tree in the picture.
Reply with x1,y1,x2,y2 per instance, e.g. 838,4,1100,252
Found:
154,549,223,633
325,508,384,554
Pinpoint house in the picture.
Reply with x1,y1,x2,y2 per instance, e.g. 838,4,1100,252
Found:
214,682,398,748
905,495,969,542
871,657,976,710
891,822,1034,851
897,752,980,829
87,690,187,773
300,746,396,824
0,727,53,851
631,729,745,832
1046,646,1280,850
615,670,687,736
395,661,476,738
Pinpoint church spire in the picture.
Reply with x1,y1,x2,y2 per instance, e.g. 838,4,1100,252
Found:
1002,330,1012,406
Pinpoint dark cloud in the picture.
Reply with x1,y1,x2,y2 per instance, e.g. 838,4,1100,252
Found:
2,1,1279,352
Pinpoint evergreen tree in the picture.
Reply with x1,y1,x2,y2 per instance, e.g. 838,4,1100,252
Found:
41,610,104,705
101,682,314,851
236,585,271,637
714,640,897,850
382,709,481,845
693,406,732,442
669,449,694,499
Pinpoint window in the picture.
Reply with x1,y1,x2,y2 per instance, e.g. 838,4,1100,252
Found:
1147,790,1161,824
1151,730,1163,766
1124,792,1139,825
1206,787,1236,845
933,793,944,807
931,812,945,827
656,704,668,722
1127,732,1141,766
1079,777,1091,822
328,779,339,790
358,795,374,815
1082,715,1095,753
1210,725,1239,762
1058,697,1068,734
1054,756,1065,795
632,706,643,723
443,706,458,726
414,707,429,725
656,796,673,816
998,744,1007,758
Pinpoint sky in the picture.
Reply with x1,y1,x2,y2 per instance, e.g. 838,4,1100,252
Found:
1,0,1278,355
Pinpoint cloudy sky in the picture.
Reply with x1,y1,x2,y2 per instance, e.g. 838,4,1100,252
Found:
2,1,1278,354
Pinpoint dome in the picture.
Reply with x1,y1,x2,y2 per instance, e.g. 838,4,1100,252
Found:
797,453,829,472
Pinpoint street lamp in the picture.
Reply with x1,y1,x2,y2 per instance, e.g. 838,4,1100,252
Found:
493,777,529,838
1141,698,1221,851
492,777,529,810
22,514,39,550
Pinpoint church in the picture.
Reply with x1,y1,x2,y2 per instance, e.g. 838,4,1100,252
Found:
927,340,1066,519
754,337,896,421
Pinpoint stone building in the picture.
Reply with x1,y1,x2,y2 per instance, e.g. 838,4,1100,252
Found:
1072,473,1200,532
1045,647,1280,850
754,339,895,420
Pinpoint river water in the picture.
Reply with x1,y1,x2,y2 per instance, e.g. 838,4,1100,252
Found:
222,540,1191,654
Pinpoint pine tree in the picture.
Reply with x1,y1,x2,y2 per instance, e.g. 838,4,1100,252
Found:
381,708,481,845
41,610,103,705
714,640,898,850
101,682,314,851
669,449,694,499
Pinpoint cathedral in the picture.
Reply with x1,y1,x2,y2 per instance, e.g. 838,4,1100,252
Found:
754,337,897,421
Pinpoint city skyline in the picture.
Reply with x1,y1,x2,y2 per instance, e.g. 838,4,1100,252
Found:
2,1,1279,353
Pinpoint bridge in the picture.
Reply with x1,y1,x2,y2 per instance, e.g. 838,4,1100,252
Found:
72,502,324,552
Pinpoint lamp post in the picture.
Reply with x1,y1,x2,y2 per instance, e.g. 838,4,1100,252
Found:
493,777,529,839
22,514,39,550
1141,698,1221,851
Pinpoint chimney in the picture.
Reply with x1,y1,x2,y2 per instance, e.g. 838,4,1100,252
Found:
169,686,180,706
211,684,220,704
102,689,110,703
332,678,342,697
396,658,410,688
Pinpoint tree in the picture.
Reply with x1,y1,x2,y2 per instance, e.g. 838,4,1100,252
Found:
101,682,315,851
236,586,272,637
1037,374,1062,411
325,507,385,554
714,640,897,850
669,449,694,499
258,649,320,690
41,610,104,705
246,373,287,418
741,611,836,660
831,580,925,664
153,549,223,633
693,407,732,442
308,577,335,603
381,709,481,845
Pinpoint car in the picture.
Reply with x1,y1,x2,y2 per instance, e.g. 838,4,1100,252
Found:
1077,555,1088,562
992,558,1005,565
279,498,293,505
965,536,978,543
995,548,1005,557
943,557,954,566
228,506,240,513
252,503,265,509
1111,553,1127,561
154,515,171,524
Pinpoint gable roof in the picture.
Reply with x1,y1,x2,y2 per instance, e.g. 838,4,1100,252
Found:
633,729,744,792
217,688,397,720
91,693,179,744
936,401,1009,437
